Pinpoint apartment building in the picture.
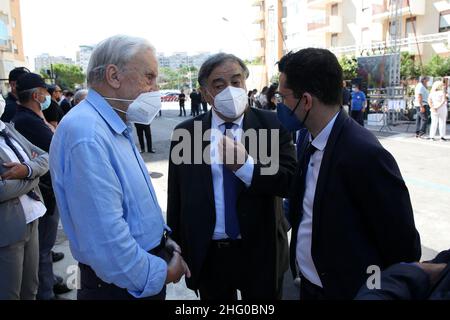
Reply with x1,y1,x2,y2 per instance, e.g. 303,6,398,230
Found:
0,0,27,93
253,0,450,81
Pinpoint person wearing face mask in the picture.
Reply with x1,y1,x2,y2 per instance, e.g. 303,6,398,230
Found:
350,83,366,127
0,94,50,300
49,35,190,300
276,48,421,300
167,53,297,300
11,73,72,299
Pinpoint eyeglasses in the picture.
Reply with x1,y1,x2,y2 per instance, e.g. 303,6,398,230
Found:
274,92,296,104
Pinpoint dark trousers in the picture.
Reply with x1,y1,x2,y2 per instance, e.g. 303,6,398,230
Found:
192,104,200,117
351,110,364,127
416,106,429,135
202,102,208,113
77,263,166,300
198,241,245,300
299,275,326,300
179,103,186,116
135,123,152,152
198,240,282,300
37,199,59,300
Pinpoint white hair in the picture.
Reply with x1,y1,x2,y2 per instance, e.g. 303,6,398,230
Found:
73,89,88,105
87,35,155,86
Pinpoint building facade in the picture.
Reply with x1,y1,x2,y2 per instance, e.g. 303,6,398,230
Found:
34,53,75,73
76,45,94,73
253,0,450,81
157,51,211,70
0,0,27,94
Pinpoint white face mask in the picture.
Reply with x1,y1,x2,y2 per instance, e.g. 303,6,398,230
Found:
105,91,162,125
211,86,248,119
0,95,5,118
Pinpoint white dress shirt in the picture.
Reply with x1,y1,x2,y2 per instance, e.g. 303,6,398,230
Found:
296,112,339,288
210,110,255,240
0,121,46,224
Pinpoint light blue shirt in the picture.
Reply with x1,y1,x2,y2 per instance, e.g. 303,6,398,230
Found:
210,110,254,240
49,89,167,298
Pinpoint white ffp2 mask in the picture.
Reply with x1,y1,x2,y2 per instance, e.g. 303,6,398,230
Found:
106,91,162,125
212,86,248,119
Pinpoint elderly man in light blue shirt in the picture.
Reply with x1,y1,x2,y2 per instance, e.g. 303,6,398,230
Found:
49,35,190,300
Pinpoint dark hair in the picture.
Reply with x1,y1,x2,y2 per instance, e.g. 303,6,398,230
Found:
266,83,279,110
198,53,249,87
278,48,343,105
261,86,269,95
9,67,30,82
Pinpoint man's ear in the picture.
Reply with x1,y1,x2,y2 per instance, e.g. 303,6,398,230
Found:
304,93,314,111
105,64,121,89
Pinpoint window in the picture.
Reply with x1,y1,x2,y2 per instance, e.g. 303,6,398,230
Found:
439,10,450,33
405,17,416,37
331,33,338,47
331,4,338,16
11,18,16,28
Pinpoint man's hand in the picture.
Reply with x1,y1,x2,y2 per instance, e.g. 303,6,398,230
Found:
165,237,182,255
415,262,446,287
1,162,29,180
219,135,248,173
166,252,191,284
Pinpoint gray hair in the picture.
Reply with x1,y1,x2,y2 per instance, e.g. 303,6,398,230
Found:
87,35,155,86
73,89,88,105
198,53,249,87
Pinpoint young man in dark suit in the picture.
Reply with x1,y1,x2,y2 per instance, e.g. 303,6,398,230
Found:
167,53,297,300
276,48,421,300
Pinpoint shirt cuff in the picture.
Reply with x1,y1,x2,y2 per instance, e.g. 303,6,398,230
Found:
234,155,254,188
24,163,33,179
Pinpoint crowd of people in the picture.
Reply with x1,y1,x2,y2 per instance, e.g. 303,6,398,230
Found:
0,34,448,301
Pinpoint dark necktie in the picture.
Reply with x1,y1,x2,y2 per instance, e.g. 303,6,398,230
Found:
298,141,317,209
0,129,41,201
223,122,241,240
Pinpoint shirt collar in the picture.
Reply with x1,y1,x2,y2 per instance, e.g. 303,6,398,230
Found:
211,109,244,129
309,111,340,152
85,89,128,135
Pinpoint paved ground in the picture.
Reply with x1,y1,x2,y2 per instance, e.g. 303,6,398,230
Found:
53,103,450,300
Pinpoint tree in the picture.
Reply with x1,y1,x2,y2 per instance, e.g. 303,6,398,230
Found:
400,52,420,79
339,55,358,80
424,55,450,77
41,64,85,90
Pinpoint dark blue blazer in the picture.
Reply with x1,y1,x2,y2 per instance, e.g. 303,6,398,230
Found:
289,110,421,299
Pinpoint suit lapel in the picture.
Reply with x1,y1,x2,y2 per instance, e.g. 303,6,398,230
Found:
311,111,349,244
200,111,215,208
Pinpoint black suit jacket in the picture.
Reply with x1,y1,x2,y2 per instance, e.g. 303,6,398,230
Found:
167,108,297,297
289,110,421,299
355,249,450,300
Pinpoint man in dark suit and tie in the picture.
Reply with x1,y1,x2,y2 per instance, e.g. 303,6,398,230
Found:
167,53,297,300
276,48,421,300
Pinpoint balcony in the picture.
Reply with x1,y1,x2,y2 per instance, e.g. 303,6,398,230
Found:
307,15,343,33
254,29,265,40
307,0,342,9
255,47,266,58
251,0,264,7
372,0,425,22
253,11,265,24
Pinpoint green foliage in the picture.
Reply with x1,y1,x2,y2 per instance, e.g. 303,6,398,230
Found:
400,52,421,79
159,66,199,90
423,55,450,77
338,56,358,80
41,64,85,90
